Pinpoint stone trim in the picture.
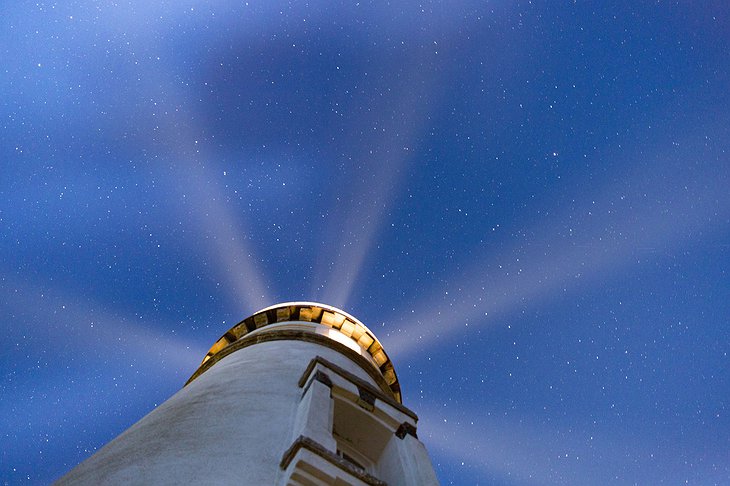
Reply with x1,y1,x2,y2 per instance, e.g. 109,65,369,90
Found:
185,330,398,403
189,302,402,402
357,387,376,412
298,356,418,421
313,370,333,387
280,435,388,486
395,422,418,440
300,370,333,399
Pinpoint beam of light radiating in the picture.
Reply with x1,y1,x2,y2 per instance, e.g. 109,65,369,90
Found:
384,126,730,358
18,0,278,314
419,408,603,485
316,57,445,309
0,275,210,484
130,72,272,313
160,156,273,313
1,273,208,373
417,405,729,485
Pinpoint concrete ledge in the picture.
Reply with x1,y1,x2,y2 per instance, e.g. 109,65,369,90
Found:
298,356,418,422
300,370,333,399
280,435,388,486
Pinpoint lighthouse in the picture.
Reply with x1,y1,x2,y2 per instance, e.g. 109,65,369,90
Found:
57,302,439,485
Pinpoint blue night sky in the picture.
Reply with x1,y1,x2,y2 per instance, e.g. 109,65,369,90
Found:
2,2,729,484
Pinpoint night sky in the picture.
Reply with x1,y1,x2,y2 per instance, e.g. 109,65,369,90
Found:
2,2,730,484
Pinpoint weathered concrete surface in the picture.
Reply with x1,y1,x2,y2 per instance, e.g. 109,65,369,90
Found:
56,336,378,485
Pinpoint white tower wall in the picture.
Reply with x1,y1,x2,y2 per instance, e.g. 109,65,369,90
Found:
57,303,439,486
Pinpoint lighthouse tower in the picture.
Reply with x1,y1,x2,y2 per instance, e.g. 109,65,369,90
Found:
57,302,439,485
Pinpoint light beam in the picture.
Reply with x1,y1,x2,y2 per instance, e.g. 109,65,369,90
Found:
417,405,728,485
316,55,445,309
129,68,273,313
384,127,730,358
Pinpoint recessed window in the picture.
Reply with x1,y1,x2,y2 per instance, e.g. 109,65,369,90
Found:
331,397,391,475
335,443,369,472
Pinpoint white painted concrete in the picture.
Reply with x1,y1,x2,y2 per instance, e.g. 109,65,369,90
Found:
57,319,439,485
